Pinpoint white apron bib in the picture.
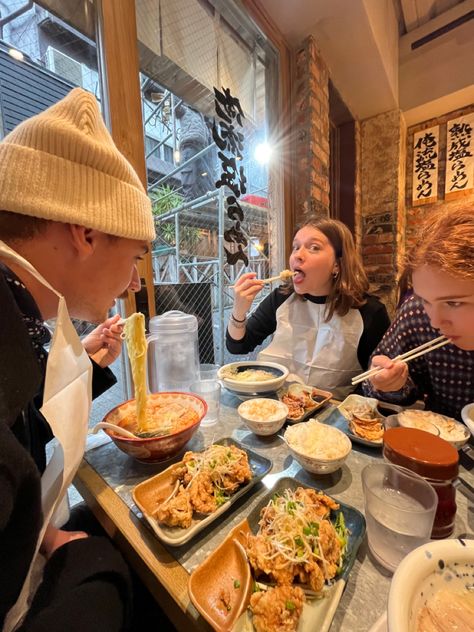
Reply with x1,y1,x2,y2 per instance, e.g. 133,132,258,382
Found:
258,294,363,399
0,241,92,632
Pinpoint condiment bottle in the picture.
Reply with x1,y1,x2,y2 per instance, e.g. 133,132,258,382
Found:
383,427,459,539
147,310,200,393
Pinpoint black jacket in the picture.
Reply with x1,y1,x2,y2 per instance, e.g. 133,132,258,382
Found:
0,270,117,627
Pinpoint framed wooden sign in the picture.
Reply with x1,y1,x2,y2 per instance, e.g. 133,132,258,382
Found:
445,113,474,201
412,126,439,206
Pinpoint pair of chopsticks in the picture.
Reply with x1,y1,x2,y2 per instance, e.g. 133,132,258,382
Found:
351,335,450,386
230,271,295,289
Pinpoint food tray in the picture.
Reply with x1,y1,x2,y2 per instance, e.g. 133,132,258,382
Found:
336,395,402,448
132,437,272,546
188,477,366,632
277,382,333,423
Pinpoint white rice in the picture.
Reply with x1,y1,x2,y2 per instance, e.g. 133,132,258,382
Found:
285,419,350,460
239,398,287,422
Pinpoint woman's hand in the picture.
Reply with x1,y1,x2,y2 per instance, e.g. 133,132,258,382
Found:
40,524,88,559
232,272,264,319
82,314,123,368
368,355,409,392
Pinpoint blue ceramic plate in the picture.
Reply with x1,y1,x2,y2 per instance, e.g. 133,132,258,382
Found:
133,437,272,546
323,404,384,449
247,477,366,583
191,476,366,632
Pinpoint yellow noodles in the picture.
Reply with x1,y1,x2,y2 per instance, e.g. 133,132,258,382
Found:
123,313,148,431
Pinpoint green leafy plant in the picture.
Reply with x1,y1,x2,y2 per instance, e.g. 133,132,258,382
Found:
149,185,201,252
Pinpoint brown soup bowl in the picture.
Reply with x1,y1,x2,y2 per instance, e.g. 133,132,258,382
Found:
102,392,207,463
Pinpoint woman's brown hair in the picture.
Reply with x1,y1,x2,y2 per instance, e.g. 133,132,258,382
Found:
405,206,474,280
283,214,369,320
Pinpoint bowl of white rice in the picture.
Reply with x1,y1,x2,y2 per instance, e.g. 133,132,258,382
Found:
284,419,352,474
238,398,289,435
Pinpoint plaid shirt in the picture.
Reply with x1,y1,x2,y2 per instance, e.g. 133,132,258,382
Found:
363,295,474,421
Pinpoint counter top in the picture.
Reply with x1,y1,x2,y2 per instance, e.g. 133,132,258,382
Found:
80,391,474,631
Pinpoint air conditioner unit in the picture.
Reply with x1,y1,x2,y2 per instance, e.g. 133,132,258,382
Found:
45,46,83,87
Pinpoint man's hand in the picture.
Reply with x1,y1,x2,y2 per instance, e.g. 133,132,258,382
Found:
82,314,123,368
40,524,88,559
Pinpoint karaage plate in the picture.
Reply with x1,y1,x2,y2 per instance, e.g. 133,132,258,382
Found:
189,477,366,632
132,437,272,546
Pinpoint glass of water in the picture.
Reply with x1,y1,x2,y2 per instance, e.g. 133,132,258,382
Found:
361,463,437,572
190,379,221,426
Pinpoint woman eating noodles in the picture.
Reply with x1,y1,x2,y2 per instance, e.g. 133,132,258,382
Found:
363,207,474,421
226,215,390,398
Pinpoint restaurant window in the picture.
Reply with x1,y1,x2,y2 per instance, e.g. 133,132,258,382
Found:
134,0,283,365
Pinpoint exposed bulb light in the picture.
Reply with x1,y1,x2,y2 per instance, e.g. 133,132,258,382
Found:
254,142,272,164
173,149,180,163
201,171,208,177
9,48,24,62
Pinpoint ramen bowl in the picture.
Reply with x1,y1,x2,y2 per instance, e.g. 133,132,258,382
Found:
102,392,207,463
218,361,289,395
387,538,474,632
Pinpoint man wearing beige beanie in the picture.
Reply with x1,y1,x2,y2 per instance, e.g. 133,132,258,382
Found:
0,88,156,631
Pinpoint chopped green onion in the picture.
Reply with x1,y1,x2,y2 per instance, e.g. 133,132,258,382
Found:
233,579,240,589
286,601,296,611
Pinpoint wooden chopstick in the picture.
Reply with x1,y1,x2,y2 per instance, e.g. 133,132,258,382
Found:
351,335,450,386
230,271,295,288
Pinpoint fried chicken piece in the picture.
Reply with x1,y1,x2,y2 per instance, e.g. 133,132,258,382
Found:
154,488,193,528
294,487,339,520
188,472,218,514
250,585,305,632
245,535,296,586
297,559,325,593
219,445,252,493
318,519,341,579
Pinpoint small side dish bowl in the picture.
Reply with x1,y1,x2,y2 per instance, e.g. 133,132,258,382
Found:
387,538,474,632
238,398,289,435
218,361,289,395
461,403,474,436
102,392,207,463
284,419,352,474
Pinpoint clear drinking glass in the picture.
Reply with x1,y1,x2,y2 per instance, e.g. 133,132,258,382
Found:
199,364,221,380
361,463,438,572
190,380,221,426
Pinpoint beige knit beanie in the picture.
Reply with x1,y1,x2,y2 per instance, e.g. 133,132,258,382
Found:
0,88,155,241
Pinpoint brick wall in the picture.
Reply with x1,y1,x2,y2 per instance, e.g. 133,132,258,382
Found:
358,110,406,314
293,35,330,222
405,104,474,247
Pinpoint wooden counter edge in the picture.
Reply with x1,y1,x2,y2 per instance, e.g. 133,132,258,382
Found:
74,458,211,632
